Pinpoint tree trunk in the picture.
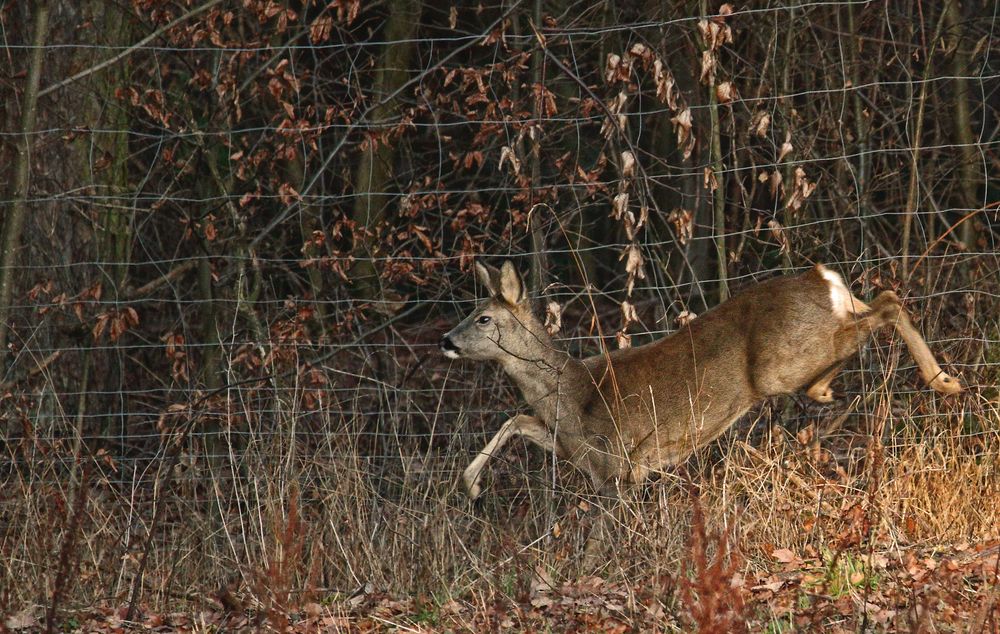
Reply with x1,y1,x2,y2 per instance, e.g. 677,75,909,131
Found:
349,0,423,301
89,0,133,442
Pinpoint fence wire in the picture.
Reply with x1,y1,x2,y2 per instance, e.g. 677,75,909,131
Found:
0,0,998,608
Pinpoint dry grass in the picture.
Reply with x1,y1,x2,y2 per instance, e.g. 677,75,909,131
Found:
1,296,997,631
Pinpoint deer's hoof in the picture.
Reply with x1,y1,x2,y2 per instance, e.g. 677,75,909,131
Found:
807,386,835,403
930,373,962,395
463,472,482,500
466,482,481,500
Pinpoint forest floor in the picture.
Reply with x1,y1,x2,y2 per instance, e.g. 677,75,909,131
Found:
9,540,999,633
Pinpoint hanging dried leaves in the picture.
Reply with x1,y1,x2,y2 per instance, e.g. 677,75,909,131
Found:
703,166,719,191
668,208,695,245
619,244,646,295
605,53,629,84
92,307,140,343
698,4,735,50
715,81,738,103
615,330,632,350
785,166,817,213
620,150,636,180
769,170,784,198
653,59,679,109
601,91,629,139
499,146,521,175
777,131,794,163
330,0,360,25
698,4,734,86
611,192,630,220
767,219,791,253
700,50,718,85
671,107,696,160
620,300,638,327
750,111,771,138
309,15,333,43
675,310,698,327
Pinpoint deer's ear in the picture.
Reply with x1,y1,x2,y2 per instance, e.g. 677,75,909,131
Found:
499,260,526,305
475,262,500,296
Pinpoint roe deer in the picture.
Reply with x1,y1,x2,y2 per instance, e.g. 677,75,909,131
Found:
441,261,962,498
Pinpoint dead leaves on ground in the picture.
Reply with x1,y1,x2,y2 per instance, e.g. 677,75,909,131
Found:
18,542,998,633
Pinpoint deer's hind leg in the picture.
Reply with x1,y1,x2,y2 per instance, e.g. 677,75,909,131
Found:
834,291,961,395
462,414,554,500
806,361,846,403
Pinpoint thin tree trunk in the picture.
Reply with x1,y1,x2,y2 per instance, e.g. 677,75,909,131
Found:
527,0,547,295
0,1,50,368
702,0,728,303
903,3,951,279
844,2,868,257
708,82,728,303
197,233,222,393
779,0,796,272
944,1,981,252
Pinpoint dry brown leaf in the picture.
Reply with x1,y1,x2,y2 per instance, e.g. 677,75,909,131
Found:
629,42,649,59
601,91,629,138
700,49,717,85
768,218,791,253
675,310,697,327
654,59,678,109
772,548,799,564
667,208,694,245
769,169,784,198
703,166,719,191
751,111,770,137
621,300,638,325
777,130,793,162
716,81,737,103
698,15,733,51
309,14,332,43
785,166,816,212
670,107,695,160
605,53,622,84
620,244,646,294
4,608,39,630
616,330,632,349
620,150,636,179
612,192,629,219
499,145,521,175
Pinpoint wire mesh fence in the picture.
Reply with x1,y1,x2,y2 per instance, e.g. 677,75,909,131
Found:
1,0,998,621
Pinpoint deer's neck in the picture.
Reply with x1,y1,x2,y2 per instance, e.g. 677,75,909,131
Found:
500,334,588,422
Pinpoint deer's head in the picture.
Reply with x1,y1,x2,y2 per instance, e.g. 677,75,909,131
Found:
440,261,545,362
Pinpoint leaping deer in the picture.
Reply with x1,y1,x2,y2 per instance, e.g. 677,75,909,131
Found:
441,261,962,498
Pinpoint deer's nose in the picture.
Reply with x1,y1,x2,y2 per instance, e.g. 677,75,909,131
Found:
440,335,461,359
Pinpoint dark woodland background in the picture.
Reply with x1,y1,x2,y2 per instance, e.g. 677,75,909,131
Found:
1,0,998,628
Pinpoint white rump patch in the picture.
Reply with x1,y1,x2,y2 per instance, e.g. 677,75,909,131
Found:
818,265,851,319
443,349,460,360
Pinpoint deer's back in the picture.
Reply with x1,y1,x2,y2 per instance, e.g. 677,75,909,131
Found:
578,267,840,450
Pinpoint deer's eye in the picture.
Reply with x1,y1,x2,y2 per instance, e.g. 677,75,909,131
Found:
476,315,492,325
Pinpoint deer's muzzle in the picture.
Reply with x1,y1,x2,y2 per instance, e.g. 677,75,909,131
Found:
440,335,461,359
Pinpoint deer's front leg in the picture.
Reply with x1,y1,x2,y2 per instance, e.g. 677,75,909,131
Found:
463,414,553,500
